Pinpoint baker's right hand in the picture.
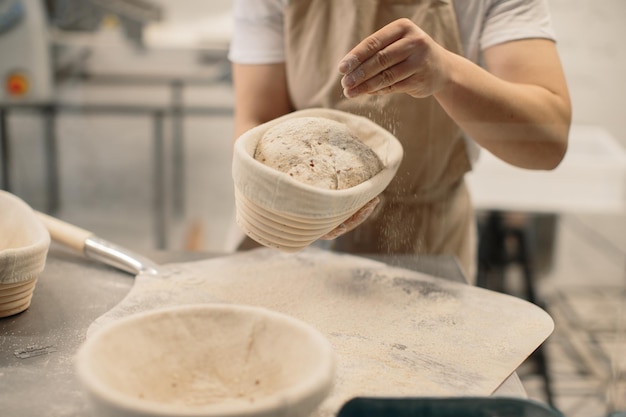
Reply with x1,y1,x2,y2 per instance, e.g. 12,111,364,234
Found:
338,18,452,99
319,196,380,240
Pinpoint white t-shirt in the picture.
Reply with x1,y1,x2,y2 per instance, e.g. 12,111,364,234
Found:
227,0,557,164
228,0,556,65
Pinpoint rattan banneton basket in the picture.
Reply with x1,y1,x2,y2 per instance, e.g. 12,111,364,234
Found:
232,108,403,252
0,191,50,317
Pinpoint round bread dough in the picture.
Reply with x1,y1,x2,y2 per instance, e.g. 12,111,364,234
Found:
254,117,383,190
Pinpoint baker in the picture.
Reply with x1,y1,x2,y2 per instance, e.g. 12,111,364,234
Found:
228,0,572,281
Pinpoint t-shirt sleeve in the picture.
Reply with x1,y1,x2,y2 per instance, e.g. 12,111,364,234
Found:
228,0,286,64
481,0,556,50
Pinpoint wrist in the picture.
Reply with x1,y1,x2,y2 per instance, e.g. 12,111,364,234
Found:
435,48,464,100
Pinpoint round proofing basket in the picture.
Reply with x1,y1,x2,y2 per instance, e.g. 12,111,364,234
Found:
0,191,50,317
76,304,336,417
232,108,403,252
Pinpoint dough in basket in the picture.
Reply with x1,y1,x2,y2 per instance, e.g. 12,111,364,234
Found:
254,117,383,190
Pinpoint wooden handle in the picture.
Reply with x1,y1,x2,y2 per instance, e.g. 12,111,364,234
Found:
35,211,94,254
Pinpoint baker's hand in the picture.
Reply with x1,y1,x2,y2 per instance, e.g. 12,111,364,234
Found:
320,196,380,240
338,18,451,99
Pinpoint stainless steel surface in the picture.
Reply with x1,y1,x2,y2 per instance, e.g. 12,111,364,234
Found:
0,248,132,417
0,248,522,417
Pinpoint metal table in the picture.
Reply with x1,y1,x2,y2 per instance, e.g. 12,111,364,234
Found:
0,247,525,417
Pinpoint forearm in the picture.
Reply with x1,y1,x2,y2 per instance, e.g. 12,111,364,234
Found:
435,43,571,170
232,63,294,142
234,112,265,141
338,20,572,170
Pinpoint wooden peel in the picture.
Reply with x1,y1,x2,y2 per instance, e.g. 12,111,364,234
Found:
35,212,556,417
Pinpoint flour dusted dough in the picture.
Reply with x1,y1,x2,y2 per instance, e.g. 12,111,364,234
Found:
254,117,383,190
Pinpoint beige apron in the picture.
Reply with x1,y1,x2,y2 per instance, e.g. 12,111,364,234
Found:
243,0,476,278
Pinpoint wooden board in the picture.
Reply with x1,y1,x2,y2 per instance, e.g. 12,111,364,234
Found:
89,248,553,417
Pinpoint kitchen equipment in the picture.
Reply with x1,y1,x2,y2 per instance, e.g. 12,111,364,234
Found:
0,190,50,317
36,213,554,417
76,304,335,417
0,0,52,104
232,108,403,252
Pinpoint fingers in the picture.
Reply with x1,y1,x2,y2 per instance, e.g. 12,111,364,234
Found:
342,58,416,97
348,196,380,230
319,223,347,241
339,19,420,97
338,19,411,74
338,19,444,99
319,196,380,241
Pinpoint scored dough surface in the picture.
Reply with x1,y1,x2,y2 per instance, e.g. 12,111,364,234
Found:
254,117,383,190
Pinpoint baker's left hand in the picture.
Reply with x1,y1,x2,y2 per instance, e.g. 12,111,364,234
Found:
338,18,452,99
319,196,379,240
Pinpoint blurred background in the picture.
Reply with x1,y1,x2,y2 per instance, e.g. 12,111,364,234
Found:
0,1,625,416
